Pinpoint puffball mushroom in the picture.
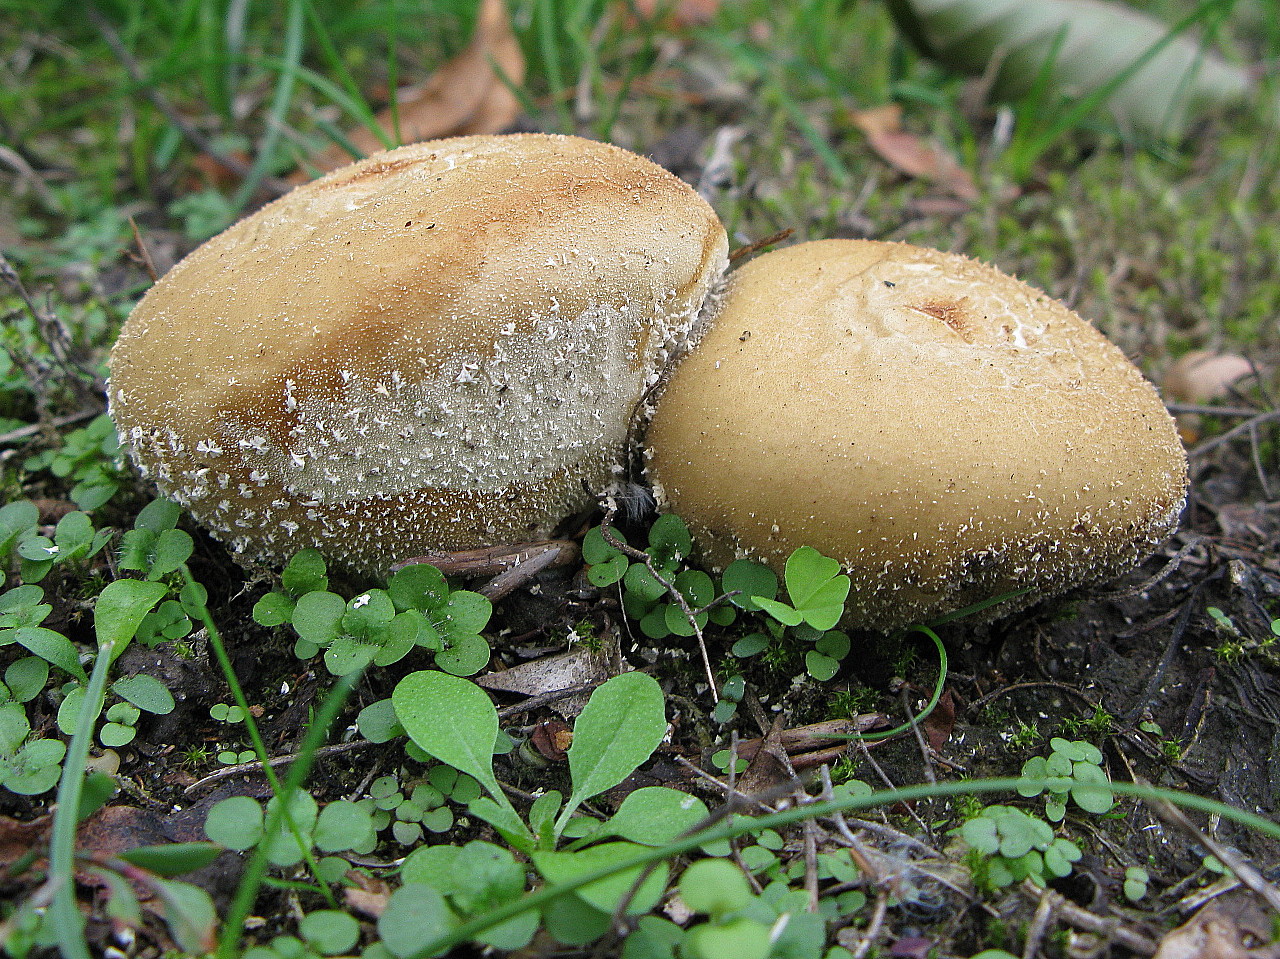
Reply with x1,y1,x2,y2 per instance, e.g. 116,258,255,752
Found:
109,133,728,575
646,240,1188,633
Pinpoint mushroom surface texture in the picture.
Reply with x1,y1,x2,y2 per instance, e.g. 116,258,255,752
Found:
109,133,729,575
645,239,1188,633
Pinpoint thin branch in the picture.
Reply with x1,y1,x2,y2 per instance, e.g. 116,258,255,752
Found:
598,498,719,702
1189,409,1280,458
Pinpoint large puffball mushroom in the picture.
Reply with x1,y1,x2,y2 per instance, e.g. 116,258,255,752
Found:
109,134,728,575
646,239,1188,633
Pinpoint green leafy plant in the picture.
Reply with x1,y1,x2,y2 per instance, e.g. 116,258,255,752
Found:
254,551,493,676
584,515,854,683
0,584,87,681
1124,865,1151,901
118,498,195,582
960,804,1083,889
56,671,176,749
1016,738,1115,821
0,696,66,795
359,767,483,846
621,857,835,959
205,791,378,876
0,501,113,584
583,514,738,641
383,669,682,951
23,413,124,510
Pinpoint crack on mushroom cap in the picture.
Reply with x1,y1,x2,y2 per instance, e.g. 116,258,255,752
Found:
645,239,1189,633
109,134,729,575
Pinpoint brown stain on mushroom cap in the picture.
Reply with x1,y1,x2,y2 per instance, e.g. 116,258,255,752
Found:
646,239,1188,633
110,134,728,574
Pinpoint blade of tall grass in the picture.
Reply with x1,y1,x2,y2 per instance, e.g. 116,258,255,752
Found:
231,0,305,210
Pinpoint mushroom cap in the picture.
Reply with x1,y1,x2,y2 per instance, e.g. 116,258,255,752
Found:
646,239,1188,632
109,134,728,575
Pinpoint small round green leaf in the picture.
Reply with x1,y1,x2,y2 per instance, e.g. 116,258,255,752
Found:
299,910,360,956
204,796,264,850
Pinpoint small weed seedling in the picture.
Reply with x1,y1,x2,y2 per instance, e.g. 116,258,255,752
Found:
22,413,124,511
380,669,692,950
961,738,1115,889
584,514,855,700
960,804,1084,889
1016,737,1115,822
0,499,113,584
254,550,493,676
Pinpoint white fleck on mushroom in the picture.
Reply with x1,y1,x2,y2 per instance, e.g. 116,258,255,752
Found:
109,133,728,575
645,240,1188,632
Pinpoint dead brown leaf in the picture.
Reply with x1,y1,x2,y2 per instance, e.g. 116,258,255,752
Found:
0,813,50,872
921,688,956,753
1163,352,1256,405
849,104,978,201
475,647,611,718
344,872,394,919
1155,893,1280,959
297,0,525,178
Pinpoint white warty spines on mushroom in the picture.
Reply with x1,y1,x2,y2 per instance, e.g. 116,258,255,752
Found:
109,134,729,575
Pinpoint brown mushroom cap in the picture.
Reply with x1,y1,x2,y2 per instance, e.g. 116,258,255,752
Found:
109,134,728,575
646,239,1188,632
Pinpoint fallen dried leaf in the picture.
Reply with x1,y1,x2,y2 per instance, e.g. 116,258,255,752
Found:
1163,352,1256,405
344,872,394,919
735,718,797,798
1155,892,1280,959
475,647,611,718
297,0,525,178
0,813,50,873
922,688,956,753
530,720,573,762
849,104,978,200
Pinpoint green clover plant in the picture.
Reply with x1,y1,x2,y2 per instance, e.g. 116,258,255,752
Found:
253,551,493,676
959,804,1084,889
22,413,123,511
380,669,687,952
1016,737,1115,821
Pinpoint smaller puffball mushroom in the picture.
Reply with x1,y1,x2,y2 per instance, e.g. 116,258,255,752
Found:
109,134,728,575
646,240,1188,632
